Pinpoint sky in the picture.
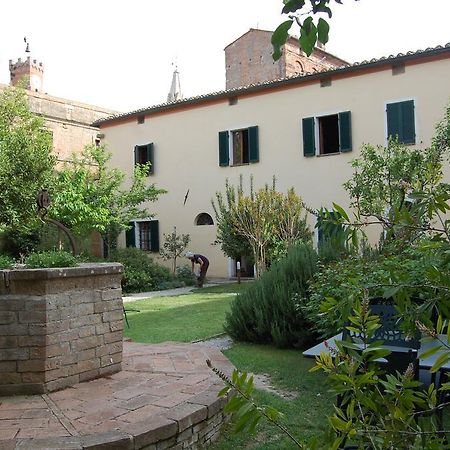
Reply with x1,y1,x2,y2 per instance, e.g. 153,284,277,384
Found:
0,0,449,113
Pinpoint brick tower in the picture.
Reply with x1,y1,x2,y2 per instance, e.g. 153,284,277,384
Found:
225,29,348,90
9,56,44,92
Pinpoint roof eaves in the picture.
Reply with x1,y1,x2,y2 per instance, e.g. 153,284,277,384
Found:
94,43,450,127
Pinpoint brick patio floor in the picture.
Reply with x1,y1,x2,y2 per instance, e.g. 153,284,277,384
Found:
0,340,235,449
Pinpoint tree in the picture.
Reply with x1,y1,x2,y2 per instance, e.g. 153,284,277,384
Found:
212,178,254,266
272,0,359,59
213,177,311,277
342,137,449,246
50,144,166,255
0,86,55,234
159,226,190,276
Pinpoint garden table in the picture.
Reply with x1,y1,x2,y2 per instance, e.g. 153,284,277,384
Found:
303,333,450,380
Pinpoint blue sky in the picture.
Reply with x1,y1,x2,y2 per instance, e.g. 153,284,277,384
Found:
1,0,449,112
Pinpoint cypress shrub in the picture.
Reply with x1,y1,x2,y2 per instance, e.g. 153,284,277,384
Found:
224,243,318,348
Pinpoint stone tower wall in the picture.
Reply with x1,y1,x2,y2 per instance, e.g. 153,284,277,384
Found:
225,30,285,90
9,57,44,92
225,29,347,90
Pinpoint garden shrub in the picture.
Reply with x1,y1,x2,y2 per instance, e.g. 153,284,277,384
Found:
25,250,77,268
156,280,185,290
224,243,318,348
1,228,40,257
175,265,196,286
306,241,443,338
0,254,13,269
109,247,172,293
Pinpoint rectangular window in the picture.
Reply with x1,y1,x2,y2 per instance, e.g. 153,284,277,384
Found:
139,222,152,251
302,111,352,157
318,114,339,154
126,220,159,252
386,100,415,144
232,129,249,164
218,126,259,166
134,143,154,174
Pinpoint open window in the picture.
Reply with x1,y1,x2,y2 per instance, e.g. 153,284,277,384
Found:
134,143,154,175
302,111,352,157
218,126,259,166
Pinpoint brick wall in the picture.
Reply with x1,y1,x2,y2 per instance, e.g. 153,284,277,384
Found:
26,90,116,162
0,263,123,396
225,29,348,90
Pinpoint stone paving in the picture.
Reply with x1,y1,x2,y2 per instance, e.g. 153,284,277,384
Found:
0,340,235,449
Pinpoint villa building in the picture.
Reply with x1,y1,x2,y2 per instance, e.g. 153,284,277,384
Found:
94,31,450,278
95,33,450,278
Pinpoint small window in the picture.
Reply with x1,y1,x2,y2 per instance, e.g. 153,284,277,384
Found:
302,112,352,157
386,100,415,144
195,213,214,226
126,220,159,252
137,115,145,124
218,126,259,167
134,143,154,175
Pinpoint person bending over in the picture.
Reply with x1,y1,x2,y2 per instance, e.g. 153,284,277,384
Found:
185,252,209,287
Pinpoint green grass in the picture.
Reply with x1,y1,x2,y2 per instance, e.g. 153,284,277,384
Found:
123,282,450,448
123,283,248,343
124,281,332,448
210,343,333,450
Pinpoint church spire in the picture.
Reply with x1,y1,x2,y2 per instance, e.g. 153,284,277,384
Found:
167,66,183,103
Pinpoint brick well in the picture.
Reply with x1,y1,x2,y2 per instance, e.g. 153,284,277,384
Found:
0,263,123,396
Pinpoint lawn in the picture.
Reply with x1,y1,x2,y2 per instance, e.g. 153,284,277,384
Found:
210,343,333,450
123,282,450,448
123,283,248,343
123,282,333,449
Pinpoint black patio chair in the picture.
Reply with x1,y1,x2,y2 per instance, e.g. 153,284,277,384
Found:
342,297,421,350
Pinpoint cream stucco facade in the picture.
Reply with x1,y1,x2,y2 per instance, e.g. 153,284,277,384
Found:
97,45,450,278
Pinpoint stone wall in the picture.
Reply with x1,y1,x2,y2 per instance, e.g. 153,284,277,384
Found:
26,90,116,162
0,83,117,163
0,263,123,396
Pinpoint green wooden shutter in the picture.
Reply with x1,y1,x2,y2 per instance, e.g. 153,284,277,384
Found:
134,146,139,167
125,222,136,247
149,220,160,252
147,143,154,174
338,111,352,152
302,117,316,157
248,126,259,163
400,100,415,144
387,102,401,142
218,131,229,166
387,101,415,144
